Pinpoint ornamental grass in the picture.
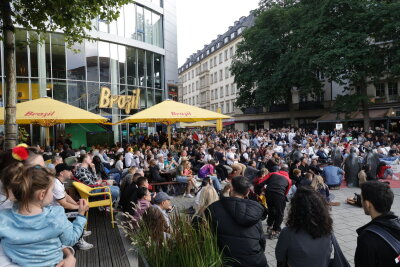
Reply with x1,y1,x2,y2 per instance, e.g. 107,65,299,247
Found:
121,212,229,267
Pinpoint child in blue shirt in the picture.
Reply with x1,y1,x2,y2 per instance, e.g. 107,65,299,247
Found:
0,164,88,267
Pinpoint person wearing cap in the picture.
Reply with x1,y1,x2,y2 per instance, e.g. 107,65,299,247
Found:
51,163,94,250
153,192,173,221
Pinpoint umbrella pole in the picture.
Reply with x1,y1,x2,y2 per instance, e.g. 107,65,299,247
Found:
45,127,50,147
167,124,171,147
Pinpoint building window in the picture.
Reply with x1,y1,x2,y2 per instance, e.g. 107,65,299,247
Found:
229,47,233,58
225,85,229,96
211,46,214,52
375,83,385,98
211,89,214,100
221,103,224,113
196,81,199,90
224,36,229,44
189,84,191,93
226,101,230,113
210,58,213,68
219,70,223,81
230,32,235,39
224,50,228,61
388,82,398,101
231,101,234,111
210,73,213,84
220,87,223,97
214,72,217,83
231,83,235,95
219,53,222,64
214,56,217,67
225,67,229,79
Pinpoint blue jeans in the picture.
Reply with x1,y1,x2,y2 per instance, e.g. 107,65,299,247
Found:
209,176,221,191
109,173,121,185
92,186,120,202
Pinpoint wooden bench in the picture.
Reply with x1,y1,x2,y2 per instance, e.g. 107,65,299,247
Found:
150,181,186,194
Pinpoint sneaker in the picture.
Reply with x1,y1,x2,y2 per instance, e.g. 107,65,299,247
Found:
76,238,94,250
184,194,194,198
83,230,92,237
269,231,280,240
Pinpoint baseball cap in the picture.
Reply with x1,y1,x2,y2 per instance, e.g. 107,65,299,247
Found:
153,192,172,204
231,146,237,150
55,163,75,174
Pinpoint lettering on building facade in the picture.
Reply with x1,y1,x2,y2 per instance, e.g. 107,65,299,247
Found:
99,87,141,114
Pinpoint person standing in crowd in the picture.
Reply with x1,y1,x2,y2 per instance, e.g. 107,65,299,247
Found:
344,147,361,187
355,181,400,267
276,187,333,267
206,176,268,267
254,167,292,239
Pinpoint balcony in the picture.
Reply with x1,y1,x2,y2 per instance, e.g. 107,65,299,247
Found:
243,106,264,114
299,101,324,110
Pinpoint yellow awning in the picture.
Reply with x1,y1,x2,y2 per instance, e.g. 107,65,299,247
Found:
181,121,216,128
0,97,108,126
117,99,230,124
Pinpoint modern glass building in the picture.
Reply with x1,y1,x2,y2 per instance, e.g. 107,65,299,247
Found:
0,0,178,148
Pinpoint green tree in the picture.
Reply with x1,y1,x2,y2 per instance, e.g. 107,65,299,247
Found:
232,0,400,130
1,0,129,149
231,1,323,125
306,0,400,130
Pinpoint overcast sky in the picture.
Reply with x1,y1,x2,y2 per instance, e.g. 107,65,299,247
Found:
176,0,260,66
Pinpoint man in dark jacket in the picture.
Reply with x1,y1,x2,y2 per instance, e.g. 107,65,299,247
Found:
206,176,269,267
355,181,400,267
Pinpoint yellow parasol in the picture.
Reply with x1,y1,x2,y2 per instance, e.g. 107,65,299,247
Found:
116,99,230,145
0,97,108,145
181,121,216,128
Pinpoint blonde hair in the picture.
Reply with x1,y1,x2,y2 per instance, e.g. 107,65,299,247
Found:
7,164,53,212
311,175,327,190
195,185,219,216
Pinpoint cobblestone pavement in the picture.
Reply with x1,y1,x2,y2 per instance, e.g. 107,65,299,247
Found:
172,187,400,267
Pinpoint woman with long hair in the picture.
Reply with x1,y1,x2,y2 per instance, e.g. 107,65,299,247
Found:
176,160,197,198
275,186,333,267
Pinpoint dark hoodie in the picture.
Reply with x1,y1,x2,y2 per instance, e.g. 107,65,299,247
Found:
206,197,269,267
355,212,400,267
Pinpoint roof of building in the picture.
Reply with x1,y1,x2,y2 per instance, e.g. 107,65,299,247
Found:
178,11,255,74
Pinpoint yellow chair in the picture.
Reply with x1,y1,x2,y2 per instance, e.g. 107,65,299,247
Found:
72,182,115,228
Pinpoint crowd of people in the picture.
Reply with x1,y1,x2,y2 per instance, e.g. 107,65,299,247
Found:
0,125,400,266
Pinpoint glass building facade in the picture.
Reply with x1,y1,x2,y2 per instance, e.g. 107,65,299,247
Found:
0,1,177,146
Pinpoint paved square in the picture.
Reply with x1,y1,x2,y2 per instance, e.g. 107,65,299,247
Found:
263,187,400,267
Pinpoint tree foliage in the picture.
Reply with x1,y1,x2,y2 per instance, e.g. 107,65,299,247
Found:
1,0,130,149
1,0,130,45
231,0,400,128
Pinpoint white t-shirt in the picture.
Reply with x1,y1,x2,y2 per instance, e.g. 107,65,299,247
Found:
52,178,66,206
115,160,124,172
124,152,134,167
226,152,236,165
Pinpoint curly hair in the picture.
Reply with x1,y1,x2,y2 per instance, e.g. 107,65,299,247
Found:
286,186,333,239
